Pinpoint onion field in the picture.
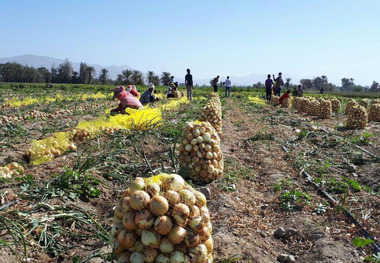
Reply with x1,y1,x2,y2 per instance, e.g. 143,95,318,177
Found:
0,83,379,263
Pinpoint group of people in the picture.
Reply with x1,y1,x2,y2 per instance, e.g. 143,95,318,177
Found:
110,70,304,114
265,72,303,105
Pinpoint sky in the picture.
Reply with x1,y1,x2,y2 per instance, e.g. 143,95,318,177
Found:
0,0,379,86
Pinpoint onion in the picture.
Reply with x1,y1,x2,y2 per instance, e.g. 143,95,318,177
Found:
188,244,208,263
110,222,123,240
135,209,154,229
117,251,131,263
168,225,187,244
185,144,192,152
190,205,200,217
166,174,185,191
156,254,170,263
170,251,185,263
180,189,196,206
117,229,136,248
165,190,180,205
130,190,150,210
194,192,206,207
143,248,158,262
130,252,144,263
196,136,204,143
204,145,212,152
205,152,213,159
146,182,160,197
129,178,145,193
120,197,131,213
128,241,143,252
185,230,201,248
114,205,124,219
149,196,169,216
122,211,137,230
159,238,174,254
172,203,190,225
189,216,203,230
191,139,197,145
196,226,210,242
193,129,200,137
154,216,173,235
203,133,211,141
141,230,160,248
204,237,213,253
200,206,209,215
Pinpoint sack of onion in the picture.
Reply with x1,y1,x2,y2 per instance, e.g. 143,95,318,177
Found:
346,105,367,129
344,99,358,115
110,174,213,263
358,98,369,109
199,101,222,134
306,100,320,116
179,121,223,183
281,97,291,108
319,99,332,119
368,103,380,122
173,91,184,99
330,98,341,113
270,96,279,105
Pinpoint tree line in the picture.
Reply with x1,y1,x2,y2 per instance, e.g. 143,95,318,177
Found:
0,60,173,87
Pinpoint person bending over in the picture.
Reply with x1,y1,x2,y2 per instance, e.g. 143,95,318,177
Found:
110,85,142,115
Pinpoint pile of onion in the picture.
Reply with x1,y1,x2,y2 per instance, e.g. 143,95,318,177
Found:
344,99,358,115
346,105,367,129
72,128,94,141
330,98,341,113
110,174,213,263
179,121,223,183
199,94,222,133
318,99,332,119
291,97,303,111
368,101,380,122
0,162,24,180
173,91,184,99
280,97,291,108
306,100,320,116
270,95,279,105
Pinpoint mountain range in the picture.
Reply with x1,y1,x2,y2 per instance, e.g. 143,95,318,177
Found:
0,54,271,86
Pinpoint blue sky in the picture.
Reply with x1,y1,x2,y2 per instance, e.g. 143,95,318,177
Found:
0,0,379,85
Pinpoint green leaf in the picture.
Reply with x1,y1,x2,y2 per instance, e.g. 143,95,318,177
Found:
352,237,374,248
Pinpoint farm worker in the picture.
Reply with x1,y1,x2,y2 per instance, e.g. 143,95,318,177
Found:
273,72,284,96
225,76,231,97
265,74,273,103
212,75,220,92
185,68,193,101
110,85,142,115
296,85,303,97
279,90,291,105
140,83,157,105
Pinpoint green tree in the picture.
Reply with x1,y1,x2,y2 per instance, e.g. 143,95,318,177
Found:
147,71,160,86
160,72,171,86
369,81,379,92
116,69,133,85
56,59,73,83
99,68,109,84
131,70,145,85
341,78,354,91
79,62,89,84
86,66,95,84
300,79,313,90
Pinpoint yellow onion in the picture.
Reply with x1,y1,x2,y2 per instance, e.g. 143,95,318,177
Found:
149,195,169,216
196,226,210,242
128,241,144,252
154,216,173,235
146,182,160,197
203,133,211,141
110,222,123,241
190,205,200,217
156,254,170,263
130,190,150,210
194,192,206,207
141,230,160,248
118,229,137,248
117,252,131,263
135,228,143,237
189,216,204,231
120,197,131,213
166,174,185,191
204,238,213,254
165,190,180,205
129,178,145,193
185,230,201,248
170,251,185,263
135,209,154,229
159,238,174,254
114,205,124,219
143,248,158,262
168,225,187,244
130,252,144,263
188,244,208,263
122,211,137,230
179,189,196,206
172,203,190,225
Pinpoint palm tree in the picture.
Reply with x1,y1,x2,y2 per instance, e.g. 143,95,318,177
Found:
87,66,95,84
99,68,109,84
160,72,171,86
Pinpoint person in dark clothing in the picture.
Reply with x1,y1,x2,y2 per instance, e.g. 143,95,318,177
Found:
265,74,273,103
212,76,219,92
185,69,193,101
296,85,303,97
140,83,156,105
273,72,284,96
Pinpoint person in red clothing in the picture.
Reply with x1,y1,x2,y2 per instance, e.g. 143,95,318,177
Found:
110,85,143,115
278,90,291,105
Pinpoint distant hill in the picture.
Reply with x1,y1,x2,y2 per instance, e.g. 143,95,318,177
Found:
0,54,132,80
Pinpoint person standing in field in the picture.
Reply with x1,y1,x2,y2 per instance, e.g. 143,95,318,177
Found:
265,74,273,103
185,68,193,101
225,76,231,97
273,72,284,96
212,75,220,92
296,85,303,97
